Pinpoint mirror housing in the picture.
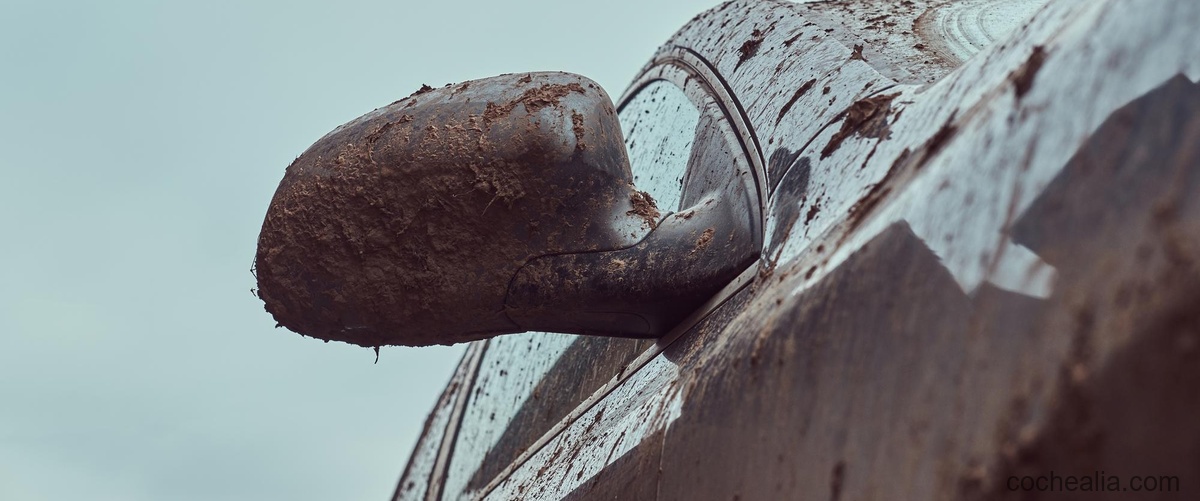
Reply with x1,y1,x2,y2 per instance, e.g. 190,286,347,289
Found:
256,72,758,347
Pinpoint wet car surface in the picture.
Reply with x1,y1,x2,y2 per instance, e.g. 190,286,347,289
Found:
295,0,1200,499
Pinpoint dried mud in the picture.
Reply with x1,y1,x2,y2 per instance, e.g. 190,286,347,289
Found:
735,29,765,70
820,92,899,159
484,83,585,126
627,191,661,229
693,228,715,254
776,78,817,125
1010,45,1047,100
255,72,636,347
849,44,867,62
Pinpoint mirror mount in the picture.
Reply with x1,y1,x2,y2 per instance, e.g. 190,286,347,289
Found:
255,72,761,346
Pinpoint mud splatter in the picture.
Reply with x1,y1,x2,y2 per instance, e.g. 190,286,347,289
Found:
820,93,898,159
571,111,585,151
849,44,866,62
693,228,715,254
924,119,958,161
628,191,660,229
1011,46,1047,100
483,82,586,126
777,78,817,125
736,29,765,70
805,197,821,225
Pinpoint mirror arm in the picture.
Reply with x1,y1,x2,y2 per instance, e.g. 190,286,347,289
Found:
505,190,760,337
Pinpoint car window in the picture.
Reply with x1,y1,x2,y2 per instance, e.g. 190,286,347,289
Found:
438,334,655,499
392,345,483,501
620,80,700,213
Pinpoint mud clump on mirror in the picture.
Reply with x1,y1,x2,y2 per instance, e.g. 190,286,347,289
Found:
628,190,661,229
255,72,644,347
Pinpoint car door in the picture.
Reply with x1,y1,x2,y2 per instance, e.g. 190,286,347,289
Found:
391,0,1200,499
392,43,764,501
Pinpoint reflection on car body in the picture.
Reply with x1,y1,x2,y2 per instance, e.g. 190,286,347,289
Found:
255,0,1200,499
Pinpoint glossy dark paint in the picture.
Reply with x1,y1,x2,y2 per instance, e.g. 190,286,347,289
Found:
397,0,1200,499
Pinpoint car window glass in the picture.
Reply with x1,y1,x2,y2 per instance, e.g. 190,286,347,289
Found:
438,332,578,500
392,347,479,501
620,80,700,212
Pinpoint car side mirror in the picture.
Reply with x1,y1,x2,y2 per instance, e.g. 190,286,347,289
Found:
255,72,759,347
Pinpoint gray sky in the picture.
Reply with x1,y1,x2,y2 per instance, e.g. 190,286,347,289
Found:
0,0,719,499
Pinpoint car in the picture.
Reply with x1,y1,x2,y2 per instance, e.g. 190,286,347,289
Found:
254,0,1199,499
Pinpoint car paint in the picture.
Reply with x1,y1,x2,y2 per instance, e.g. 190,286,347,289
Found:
396,0,1200,499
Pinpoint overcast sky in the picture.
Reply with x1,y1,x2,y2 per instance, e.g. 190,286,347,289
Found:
0,0,719,499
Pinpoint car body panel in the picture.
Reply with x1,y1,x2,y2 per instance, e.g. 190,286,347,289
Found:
438,334,654,500
398,0,1200,499
394,343,483,501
